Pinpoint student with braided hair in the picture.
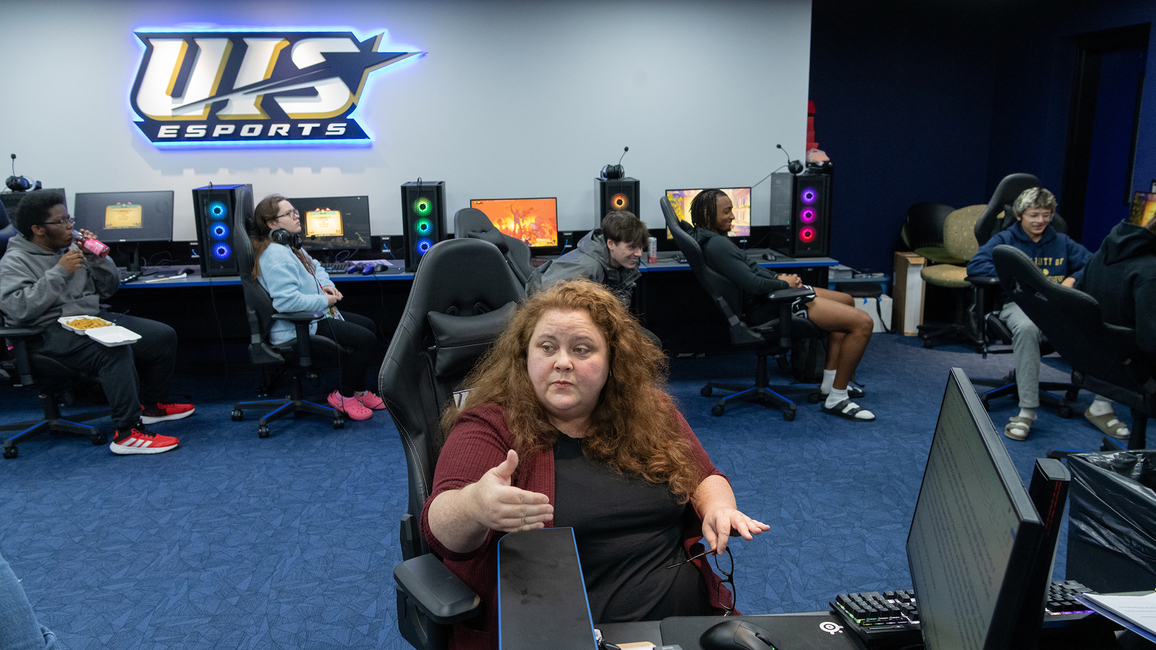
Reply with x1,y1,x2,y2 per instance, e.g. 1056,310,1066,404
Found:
689,189,876,421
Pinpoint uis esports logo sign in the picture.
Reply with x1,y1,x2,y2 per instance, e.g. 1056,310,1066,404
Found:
130,30,422,145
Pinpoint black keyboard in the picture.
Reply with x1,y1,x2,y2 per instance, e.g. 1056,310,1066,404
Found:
119,270,140,283
321,261,351,274
530,257,549,268
831,580,1096,649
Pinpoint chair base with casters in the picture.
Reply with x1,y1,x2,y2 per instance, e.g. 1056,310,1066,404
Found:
2,391,108,459
231,313,346,438
231,392,344,439
700,352,817,420
970,370,1078,418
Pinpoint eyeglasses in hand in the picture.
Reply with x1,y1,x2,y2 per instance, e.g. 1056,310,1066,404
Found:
665,545,736,616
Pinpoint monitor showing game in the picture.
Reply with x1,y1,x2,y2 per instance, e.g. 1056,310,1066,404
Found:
1129,191,1156,227
906,368,1046,650
285,195,372,252
73,190,174,243
469,197,559,249
664,187,751,238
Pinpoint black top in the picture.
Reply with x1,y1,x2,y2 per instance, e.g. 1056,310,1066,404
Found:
694,228,789,318
552,434,711,623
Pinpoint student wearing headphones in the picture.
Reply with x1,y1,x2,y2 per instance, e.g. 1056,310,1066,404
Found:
251,194,384,421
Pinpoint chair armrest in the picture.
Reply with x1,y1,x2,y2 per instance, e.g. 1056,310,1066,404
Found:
768,287,816,302
393,554,482,625
0,326,41,339
966,275,1001,287
271,310,325,323
272,311,325,367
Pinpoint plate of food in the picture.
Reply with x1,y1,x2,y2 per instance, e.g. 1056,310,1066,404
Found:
58,315,113,334
83,325,141,347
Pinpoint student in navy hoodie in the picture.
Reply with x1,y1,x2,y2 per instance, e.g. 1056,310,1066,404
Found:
968,187,1125,441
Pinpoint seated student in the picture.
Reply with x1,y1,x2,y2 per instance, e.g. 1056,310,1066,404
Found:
1078,216,1156,372
968,187,1126,440
251,194,385,421
0,192,193,455
688,189,876,421
526,210,648,308
424,280,768,650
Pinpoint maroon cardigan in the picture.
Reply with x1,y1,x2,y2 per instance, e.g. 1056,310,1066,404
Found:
420,399,734,650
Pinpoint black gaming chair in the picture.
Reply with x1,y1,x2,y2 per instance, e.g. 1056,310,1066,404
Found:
660,196,820,420
1,323,110,459
967,174,1078,413
379,238,523,650
453,208,534,289
994,245,1151,450
228,187,346,438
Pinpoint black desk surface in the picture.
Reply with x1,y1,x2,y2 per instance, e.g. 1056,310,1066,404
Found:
600,612,858,650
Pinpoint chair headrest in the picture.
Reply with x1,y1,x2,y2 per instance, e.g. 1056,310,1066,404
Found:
427,301,516,379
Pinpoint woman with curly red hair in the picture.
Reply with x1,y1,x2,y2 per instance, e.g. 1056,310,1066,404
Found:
423,279,768,649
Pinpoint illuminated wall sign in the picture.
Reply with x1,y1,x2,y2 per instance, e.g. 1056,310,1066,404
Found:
131,30,422,145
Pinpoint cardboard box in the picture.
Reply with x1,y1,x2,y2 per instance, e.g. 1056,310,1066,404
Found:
893,252,926,335
854,294,893,333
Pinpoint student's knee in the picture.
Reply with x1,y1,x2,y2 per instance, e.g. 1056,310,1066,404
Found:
848,308,873,336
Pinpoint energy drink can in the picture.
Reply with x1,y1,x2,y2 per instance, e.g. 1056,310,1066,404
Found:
648,237,657,263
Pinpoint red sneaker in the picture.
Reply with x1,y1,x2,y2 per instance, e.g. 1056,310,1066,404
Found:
141,402,196,424
328,391,373,421
358,391,386,411
110,424,179,455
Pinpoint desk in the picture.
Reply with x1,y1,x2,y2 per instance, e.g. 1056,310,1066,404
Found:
599,612,1130,650
104,251,838,359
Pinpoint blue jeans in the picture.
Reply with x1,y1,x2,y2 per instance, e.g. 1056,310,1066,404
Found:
0,550,58,649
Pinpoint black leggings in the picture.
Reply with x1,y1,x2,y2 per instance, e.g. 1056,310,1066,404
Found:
313,312,380,396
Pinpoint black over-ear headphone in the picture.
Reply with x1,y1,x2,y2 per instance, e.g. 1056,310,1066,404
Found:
270,228,300,248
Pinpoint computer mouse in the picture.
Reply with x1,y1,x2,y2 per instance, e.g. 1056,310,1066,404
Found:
361,264,375,275
700,620,778,650
762,251,777,261
374,263,387,273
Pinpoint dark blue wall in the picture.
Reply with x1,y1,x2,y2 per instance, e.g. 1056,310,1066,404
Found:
811,0,1156,275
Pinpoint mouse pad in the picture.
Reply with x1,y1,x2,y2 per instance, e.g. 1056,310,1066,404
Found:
660,612,861,650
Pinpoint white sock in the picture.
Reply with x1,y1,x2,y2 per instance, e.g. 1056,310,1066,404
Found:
1087,396,1114,417
1018,407,1037,421
820,369,837,394
825,388,848,408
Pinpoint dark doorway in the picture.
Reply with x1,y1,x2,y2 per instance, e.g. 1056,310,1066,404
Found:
1061,23,1149,251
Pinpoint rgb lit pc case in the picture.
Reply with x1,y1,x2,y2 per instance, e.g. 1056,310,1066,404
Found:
193,184,253,277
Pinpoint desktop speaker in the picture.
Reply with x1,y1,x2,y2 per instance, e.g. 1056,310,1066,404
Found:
596,177,640,226
768,172,831,258
400,181,446,271
192,184,251,277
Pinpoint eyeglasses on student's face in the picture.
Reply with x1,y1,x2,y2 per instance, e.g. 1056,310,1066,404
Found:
666,545,736,616
276,208,299,220
41,216,75,227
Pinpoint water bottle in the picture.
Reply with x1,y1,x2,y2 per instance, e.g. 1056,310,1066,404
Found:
74,232,110,257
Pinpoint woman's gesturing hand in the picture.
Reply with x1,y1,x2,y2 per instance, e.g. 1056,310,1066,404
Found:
468,449,553,532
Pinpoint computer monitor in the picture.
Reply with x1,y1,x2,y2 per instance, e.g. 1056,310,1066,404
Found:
664,187,752,238
1,188,68,219
284,195,372,252
906,368,1046,650
1128,191,1156,227
469,197,559,249
73,190,174,243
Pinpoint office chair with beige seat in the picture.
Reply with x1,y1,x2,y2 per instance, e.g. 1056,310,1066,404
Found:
916,205,985,348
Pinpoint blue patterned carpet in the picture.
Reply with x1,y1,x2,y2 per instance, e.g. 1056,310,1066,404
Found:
0,333,1113,648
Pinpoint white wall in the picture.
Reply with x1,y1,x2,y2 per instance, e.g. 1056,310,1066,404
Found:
1,0,812,241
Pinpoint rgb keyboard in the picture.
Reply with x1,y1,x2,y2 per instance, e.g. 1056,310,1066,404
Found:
831,580,1096,649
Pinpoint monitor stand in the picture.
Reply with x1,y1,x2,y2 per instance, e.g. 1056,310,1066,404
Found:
125,243,143,274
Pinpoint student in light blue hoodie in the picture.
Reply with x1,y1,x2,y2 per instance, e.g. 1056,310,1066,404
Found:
251,194,384,421
968,187,1124,441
